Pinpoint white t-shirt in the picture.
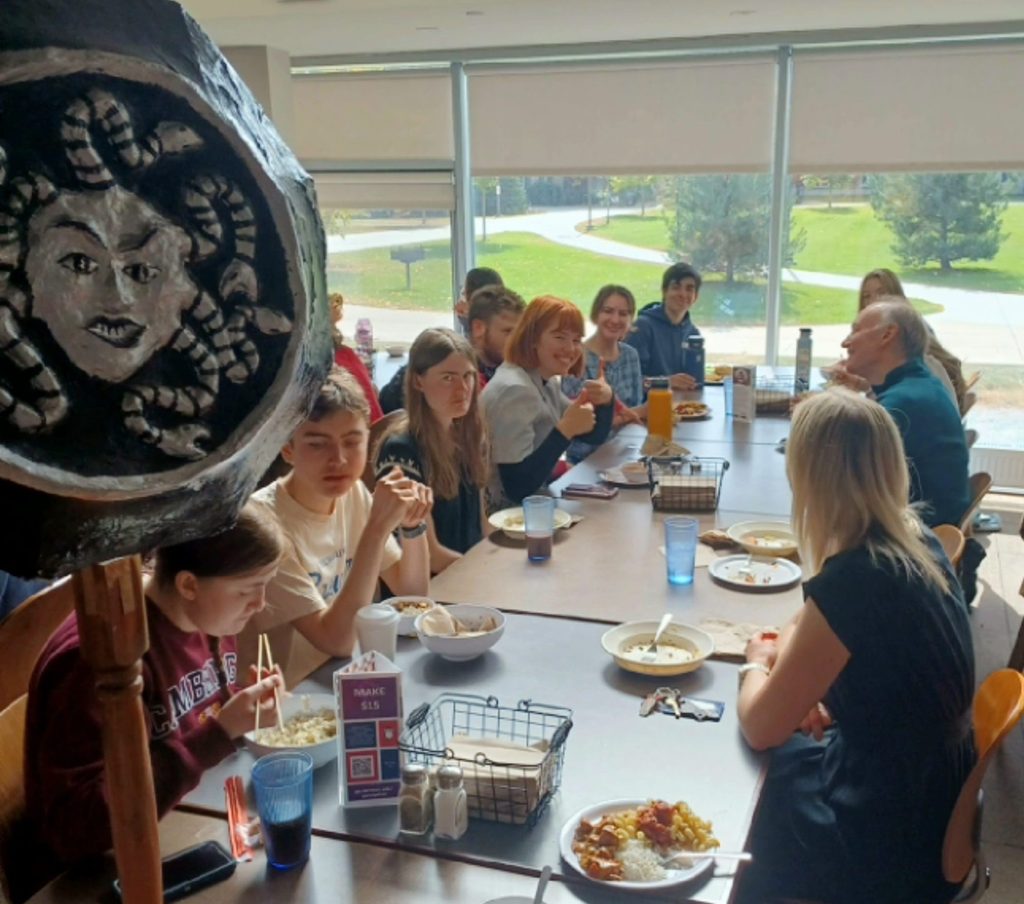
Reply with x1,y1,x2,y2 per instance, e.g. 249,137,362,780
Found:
238,478,402,682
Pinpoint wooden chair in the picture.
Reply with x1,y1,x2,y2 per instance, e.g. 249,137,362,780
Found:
943,669,1024,902
934,524,966,569
361,409,405,492
958,473,993,537
0,579,74,901
960,391,978,419
964,429,979,450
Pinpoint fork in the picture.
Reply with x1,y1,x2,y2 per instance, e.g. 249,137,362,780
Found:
641,613,673,662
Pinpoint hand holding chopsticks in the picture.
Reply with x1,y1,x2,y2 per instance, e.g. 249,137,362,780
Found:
253,632,285,737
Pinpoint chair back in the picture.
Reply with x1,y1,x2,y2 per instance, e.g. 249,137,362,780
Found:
0,578,74,901
933,524,966,569
942,669,1024,885
959,472,993,536
361,409,406,491
960,391,978,419
964,429,979,450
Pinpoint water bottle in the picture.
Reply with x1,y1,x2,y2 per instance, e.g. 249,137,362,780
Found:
686,336,705,388
355,317,375,379
794,328,813,394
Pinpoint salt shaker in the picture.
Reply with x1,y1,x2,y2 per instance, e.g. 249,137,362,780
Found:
433,764,468,840
398,763,432,835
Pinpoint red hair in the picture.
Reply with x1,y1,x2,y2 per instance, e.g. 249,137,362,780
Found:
504,296,585,377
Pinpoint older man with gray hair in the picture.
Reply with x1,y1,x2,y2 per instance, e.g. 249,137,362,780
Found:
841,298,969,527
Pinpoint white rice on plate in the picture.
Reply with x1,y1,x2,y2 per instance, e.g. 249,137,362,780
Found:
619,839,667,882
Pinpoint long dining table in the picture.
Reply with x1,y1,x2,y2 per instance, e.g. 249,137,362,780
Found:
30,389,802,904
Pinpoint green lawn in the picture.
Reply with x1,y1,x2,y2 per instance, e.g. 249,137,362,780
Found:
587,205,1024,294
328,231,904,326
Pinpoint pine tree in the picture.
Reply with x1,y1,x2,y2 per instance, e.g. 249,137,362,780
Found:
870,173,1007,272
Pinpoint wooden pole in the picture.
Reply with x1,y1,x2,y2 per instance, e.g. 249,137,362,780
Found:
73,556,161,904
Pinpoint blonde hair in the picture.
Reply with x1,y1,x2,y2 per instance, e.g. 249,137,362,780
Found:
859,268,905,310
393,328,488,499
786,389,947,593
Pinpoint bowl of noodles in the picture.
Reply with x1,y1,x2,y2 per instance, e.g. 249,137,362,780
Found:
243,693,338,769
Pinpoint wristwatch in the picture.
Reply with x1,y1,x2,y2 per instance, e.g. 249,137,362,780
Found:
399,521,428,540
737,662,771,685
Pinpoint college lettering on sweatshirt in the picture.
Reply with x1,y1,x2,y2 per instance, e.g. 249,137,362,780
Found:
149,651,238,739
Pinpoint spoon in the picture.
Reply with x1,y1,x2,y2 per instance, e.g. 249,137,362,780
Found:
661,850,753,867
642,613,673,662
532,864,552,904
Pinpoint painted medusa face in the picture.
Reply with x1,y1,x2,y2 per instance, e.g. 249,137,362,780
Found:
24,186,195,383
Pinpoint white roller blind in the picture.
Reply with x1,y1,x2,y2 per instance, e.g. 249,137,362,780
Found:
292,71,454,163
469,58,776,176
311,171,454,210
791,45,1024,173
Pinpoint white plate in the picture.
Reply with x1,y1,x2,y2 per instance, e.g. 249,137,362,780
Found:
709,554,802,592
598,466,650,487
559,799,715,892
488,506,572,540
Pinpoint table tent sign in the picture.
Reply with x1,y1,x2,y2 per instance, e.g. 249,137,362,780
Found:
731,366,756,423
0,2,330,901
334,652,405,807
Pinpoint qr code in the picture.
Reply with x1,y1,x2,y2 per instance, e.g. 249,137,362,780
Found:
350,755,375,779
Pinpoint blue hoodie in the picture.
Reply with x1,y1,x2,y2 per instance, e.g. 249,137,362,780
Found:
623,301,700,378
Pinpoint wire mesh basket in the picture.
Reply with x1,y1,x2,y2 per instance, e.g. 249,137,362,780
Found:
647,456,729,512
400,693,573,827
755,369,795,415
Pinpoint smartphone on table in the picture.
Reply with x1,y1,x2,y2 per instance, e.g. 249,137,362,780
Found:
114,840,236,902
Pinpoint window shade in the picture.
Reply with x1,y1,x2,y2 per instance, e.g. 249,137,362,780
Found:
311,171,454,210
292,71,454,163
468,58,776,176
791,44,1024,173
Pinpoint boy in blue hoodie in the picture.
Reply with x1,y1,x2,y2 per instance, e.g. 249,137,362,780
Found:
625,262,701,390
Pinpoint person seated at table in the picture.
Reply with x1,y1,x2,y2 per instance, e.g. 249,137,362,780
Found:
562,284,644,462
376,328,489,575
330,291,384,423
736,389,975,904
481,295,614,508
380,284,525,413
839,299,969,527
24,504,287,868
239,368,432,683
832,269,966,411
454,265,503,332
624,262,701,390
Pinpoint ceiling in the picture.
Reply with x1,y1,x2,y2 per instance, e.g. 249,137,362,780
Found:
180,1,1024,62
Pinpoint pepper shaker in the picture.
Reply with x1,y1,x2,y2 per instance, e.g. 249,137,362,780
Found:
398,763,433,835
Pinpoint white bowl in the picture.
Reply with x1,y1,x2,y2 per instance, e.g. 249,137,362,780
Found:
382,595,437,636
488,506,573,541
601,621,714,677
414,604,506,662
726,520,799,557
242,692,337,769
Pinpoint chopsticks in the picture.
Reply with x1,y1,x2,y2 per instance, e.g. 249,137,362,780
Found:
253,632,284,737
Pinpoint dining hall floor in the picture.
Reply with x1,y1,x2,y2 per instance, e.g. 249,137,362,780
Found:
968,494,1024,903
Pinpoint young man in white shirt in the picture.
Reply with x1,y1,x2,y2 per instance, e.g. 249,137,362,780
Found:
240,368,432,683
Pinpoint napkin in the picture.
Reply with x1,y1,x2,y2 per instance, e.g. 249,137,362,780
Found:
699,617,780,660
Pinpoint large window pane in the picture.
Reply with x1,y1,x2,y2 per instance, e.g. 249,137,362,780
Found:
471,174,811,365
322,207,455,350
790,171,1024,457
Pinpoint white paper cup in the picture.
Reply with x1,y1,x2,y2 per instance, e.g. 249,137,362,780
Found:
355,605,399,661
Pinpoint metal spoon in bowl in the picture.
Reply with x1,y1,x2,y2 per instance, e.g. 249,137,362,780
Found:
642,613,673,662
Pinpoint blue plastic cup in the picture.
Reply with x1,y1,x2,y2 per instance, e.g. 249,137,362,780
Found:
664,517,698,586
523,495,555,562
252,751,314,870
723,376,735,417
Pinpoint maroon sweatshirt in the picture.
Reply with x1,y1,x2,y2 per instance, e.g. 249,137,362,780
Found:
24,599,238,864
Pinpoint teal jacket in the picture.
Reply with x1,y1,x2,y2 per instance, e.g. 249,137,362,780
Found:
873,358,970,528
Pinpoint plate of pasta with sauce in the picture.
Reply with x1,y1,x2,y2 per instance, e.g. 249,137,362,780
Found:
559,798,719,891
